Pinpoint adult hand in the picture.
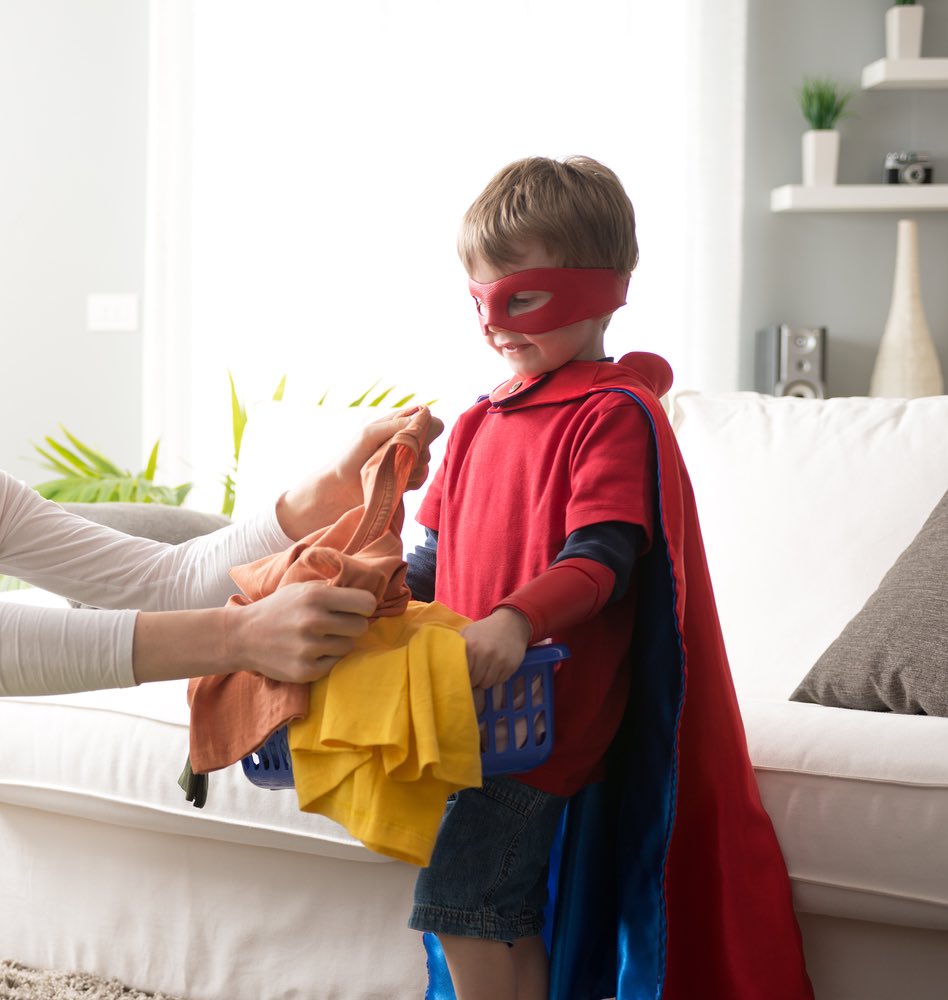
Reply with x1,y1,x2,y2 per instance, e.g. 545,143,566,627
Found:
461,607,532,690
276,405,444,541
226,582,376,683
132,582,376,686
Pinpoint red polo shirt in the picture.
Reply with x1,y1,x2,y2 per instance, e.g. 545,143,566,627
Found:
417,360,655,795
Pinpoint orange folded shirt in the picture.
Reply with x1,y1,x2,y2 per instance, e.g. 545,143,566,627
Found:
187,406,432,774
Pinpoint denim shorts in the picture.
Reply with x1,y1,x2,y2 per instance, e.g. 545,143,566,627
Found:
408,775,568,943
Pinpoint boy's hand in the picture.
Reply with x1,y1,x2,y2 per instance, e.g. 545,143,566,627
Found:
461,608,532,689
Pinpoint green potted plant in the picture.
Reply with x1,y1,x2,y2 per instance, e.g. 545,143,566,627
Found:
886,0,924,60
0,431,192,591
796,76,852,186
31,428,191,505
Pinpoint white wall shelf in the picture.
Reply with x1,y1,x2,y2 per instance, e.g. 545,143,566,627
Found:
861,57,948,90
772,57,948,214
771,185,948,213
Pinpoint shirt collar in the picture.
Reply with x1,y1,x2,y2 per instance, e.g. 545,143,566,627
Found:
483,353,672,410
487,359,613,409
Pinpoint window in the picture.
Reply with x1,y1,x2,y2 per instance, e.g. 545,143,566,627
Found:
146,0,746,503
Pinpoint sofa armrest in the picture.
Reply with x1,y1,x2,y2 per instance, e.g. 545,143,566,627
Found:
61,502,231,545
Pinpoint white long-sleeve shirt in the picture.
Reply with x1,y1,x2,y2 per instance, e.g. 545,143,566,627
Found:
0,469,293,696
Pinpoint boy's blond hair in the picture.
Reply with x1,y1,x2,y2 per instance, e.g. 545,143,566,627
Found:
459,156,638,277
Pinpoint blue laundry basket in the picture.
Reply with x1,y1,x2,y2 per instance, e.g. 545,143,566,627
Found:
240,643,568,789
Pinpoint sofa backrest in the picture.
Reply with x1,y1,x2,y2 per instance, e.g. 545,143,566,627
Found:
237,391,948,704
668,391,948,702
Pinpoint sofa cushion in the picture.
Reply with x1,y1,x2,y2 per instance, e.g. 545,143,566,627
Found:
791,490,948,715
744,699,948,930
667,391,948,701
0,588,386,863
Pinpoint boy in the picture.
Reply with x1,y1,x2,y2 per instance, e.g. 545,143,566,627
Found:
408,157,812,1000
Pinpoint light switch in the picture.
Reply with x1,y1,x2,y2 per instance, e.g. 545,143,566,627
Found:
86,294,139,332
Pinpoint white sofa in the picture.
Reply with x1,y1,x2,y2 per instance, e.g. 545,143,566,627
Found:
1,392,947,1000
668,390,948,1000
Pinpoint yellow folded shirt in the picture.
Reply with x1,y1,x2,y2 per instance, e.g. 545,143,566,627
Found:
288,601,481,866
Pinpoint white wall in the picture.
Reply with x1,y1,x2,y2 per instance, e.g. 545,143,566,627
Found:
0,0,148,483
741,0,948,397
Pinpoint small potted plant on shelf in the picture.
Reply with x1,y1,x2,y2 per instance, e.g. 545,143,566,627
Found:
886,0,924,61
797,76,852,186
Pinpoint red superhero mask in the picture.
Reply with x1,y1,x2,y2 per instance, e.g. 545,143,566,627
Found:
468,267,629,336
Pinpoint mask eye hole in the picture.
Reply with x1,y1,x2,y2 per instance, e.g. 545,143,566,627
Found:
507,291,552,317
475,298,488,317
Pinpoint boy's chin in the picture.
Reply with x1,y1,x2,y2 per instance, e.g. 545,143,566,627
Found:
500,355,549,379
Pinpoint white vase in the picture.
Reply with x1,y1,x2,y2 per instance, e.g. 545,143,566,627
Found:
886,5,924,60
869,219,944,398
801,129,840,187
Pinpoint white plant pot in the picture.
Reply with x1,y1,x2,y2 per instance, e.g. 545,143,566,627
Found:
886,5,924,60
801,129,839,187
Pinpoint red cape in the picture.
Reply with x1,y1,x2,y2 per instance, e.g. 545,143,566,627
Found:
541,351,813,998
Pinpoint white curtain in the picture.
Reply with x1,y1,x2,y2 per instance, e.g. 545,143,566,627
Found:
143,0,193,489
145,0,747,506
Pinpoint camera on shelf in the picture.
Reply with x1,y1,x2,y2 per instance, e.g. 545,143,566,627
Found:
884,151,933,185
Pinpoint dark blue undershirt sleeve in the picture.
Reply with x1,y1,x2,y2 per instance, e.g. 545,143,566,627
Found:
406,526,438,603
552,521,643,604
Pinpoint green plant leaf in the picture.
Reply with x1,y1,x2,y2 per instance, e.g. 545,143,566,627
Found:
33,473,190,506
349,380,381,407
220,371,281,516
41,438,99,477
32,445,80,479
61,427,126,477
797,75,853,130
229,371,248,465
220,472,236,518
369,386,396,407
31,427,189,508
143,439,160,481
318,382,430,409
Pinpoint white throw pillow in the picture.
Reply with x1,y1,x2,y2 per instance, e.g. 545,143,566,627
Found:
668,391,948,701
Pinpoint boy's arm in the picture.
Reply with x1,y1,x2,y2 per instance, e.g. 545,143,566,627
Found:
495,521,644,640
463,521,644,688
406,527,438,602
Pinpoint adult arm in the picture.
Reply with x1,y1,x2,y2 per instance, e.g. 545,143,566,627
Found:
0,583,375,696
0,470,377,696
0,407,443,696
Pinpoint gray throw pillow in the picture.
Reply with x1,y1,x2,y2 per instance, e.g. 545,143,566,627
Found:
62,503,232,609
790,489,948,715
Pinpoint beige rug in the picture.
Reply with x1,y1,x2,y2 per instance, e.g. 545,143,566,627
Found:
0,961,185,1000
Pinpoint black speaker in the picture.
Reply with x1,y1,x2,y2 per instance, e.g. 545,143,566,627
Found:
755,325,826,398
